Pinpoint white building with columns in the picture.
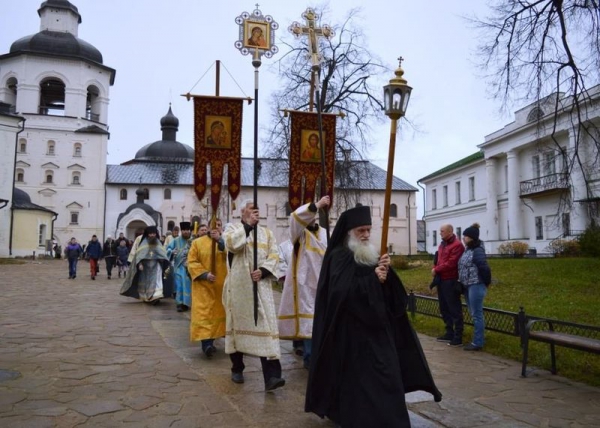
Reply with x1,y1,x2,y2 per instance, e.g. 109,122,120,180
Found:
0,0,115,251
419,88,600,254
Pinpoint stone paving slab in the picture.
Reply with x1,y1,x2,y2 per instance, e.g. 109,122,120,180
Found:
0,259,599,427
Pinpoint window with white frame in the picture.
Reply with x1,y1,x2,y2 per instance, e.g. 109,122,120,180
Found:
532,155,541,178
468,177,475,201
432,189,437,210
456,227,462,239
47,140,55,155
543,151,556,175
164,188,172,200
71,172,81,185
455,181,461,204
45,170,54,184
16,169,24,182
390,203,398,217
535,216,543,240
504,165,509,193
432,230,437,246
443,185,448,207
73,143,82,157
19,138,26,153
70,212,79,224
119,189,127,200
38,224,46,246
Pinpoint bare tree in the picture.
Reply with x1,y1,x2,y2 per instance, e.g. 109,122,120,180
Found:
474,0,600,220
263,7,387,209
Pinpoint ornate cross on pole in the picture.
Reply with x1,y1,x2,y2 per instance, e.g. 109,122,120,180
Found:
289,8,334,72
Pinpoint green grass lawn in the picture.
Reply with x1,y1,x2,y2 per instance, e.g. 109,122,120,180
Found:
398,257,600,386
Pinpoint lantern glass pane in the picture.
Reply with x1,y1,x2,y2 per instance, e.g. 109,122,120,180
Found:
392,92,401,111
402,91,411,111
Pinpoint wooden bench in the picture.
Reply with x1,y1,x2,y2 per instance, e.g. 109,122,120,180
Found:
521,318,600,377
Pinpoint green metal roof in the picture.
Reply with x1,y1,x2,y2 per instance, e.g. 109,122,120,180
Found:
418,151,484,182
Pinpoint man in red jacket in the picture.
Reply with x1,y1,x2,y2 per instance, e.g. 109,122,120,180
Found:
432,224,465,347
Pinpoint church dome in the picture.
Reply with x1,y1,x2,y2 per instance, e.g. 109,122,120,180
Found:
134,106,194,163
10,31,103,64
13,187,32,204
160,106,179,128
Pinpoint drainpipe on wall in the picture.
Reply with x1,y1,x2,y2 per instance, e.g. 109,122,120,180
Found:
9,117,26,256
407,192,412,256
417,180,426,254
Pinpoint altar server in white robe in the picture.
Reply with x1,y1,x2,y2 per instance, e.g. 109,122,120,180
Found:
278,196,329,369
223,199,285,391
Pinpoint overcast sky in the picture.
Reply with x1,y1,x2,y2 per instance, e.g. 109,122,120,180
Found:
1,1,514,216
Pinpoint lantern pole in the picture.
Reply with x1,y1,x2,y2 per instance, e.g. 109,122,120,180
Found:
381,58,412,256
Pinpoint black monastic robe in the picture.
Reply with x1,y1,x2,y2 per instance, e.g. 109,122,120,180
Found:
306,246,442,427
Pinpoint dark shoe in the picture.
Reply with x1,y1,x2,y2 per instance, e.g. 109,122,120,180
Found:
265,377,285,391
231,372,244,384
181,304,189,312
448,339,463,347
68,275,73,279
436,334,453,342
73,275,76,279
91,276,95,280
107,275,111,280
176,304,183,312
204,345,216,358
293,346,304,357
151,299,160,306
464,343,482,351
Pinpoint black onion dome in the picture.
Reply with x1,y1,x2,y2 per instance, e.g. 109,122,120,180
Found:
160,106,179,129
38,0,81,23
134,106,193,163
10,31,103,64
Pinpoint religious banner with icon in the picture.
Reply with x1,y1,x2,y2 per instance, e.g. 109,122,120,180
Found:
288,110,336,210
194,96,244,210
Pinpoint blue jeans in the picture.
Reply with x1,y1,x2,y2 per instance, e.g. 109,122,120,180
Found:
68,257,78,277
464,283,487,347
303,339,312,367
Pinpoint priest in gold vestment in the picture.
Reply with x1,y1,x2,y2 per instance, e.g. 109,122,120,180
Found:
187,219,227,358
222,200,285,391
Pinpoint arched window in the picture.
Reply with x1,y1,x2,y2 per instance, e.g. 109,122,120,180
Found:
70,212,79,224
71,172,81,185
39,78,66,116
86,85,101,121
73,143,82,157
47,140,55,155
45,171,54,184
164,188,172,200
19,138,26,153
167,220,175,231
16,169,24,182
6,77,17,108
38,224,47,246
143,188,150,199
285,202,292,216
119,189,127,200
527,107,545,123
390,203,398,218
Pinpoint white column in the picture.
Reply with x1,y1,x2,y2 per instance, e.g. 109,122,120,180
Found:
506,150,523,239
568,128,589,232
485,158,499,241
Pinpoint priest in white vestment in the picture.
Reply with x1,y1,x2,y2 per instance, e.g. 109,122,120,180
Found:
223,199,285,391
278,196,329,369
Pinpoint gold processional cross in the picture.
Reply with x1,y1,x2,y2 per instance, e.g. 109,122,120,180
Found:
289,8,334,110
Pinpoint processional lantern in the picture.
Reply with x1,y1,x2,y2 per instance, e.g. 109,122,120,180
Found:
383,57,412,120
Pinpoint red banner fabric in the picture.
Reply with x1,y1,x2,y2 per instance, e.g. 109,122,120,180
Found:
193,96,244,210
288,111,336,210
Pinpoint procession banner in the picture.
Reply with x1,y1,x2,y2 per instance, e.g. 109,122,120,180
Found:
288,110,336,210
193,96,244,210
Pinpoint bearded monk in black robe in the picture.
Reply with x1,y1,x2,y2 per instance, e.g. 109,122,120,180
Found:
305,205,442,427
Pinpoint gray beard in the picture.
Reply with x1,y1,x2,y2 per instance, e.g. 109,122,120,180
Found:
347,234,380,267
